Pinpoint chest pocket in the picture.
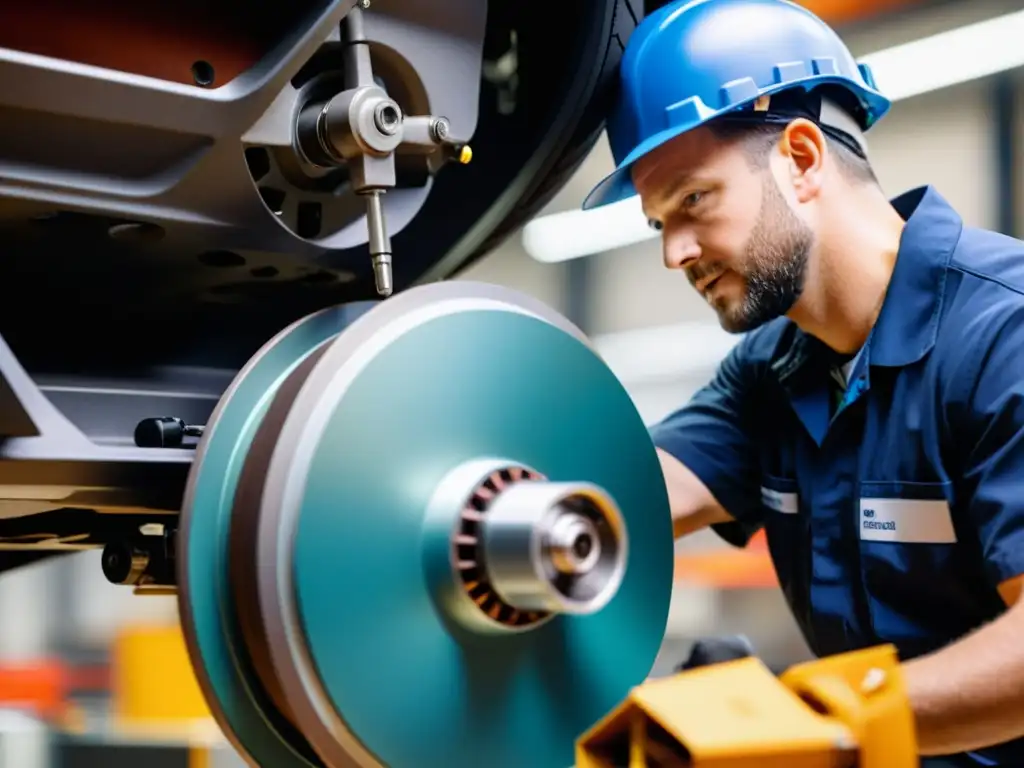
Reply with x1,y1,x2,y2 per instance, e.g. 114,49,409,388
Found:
760,474,809,626
857,480,969,657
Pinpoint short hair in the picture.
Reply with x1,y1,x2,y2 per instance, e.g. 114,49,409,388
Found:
708,117,878,186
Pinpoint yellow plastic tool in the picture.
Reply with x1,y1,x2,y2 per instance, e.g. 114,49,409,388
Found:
576,644,917,768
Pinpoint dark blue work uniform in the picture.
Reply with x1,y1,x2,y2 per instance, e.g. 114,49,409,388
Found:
651,186,1024,767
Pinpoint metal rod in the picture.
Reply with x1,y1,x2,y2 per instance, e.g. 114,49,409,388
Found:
365,190,393,296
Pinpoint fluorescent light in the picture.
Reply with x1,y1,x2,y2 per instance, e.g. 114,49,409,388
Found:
521,195,657,263
522,9,1024,264
591,321,741,386
859,9,1024,103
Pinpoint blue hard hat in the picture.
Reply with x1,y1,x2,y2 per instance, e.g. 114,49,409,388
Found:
582,0,891,210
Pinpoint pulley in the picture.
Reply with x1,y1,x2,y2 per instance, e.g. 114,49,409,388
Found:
177,282,673,768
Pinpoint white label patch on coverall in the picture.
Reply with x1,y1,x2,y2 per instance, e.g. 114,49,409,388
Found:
859,498,958,544
761,487,798,514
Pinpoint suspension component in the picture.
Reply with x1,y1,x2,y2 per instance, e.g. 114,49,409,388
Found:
296,7,473,297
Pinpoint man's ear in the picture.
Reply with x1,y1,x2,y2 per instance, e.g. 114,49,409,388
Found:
778,118,826,203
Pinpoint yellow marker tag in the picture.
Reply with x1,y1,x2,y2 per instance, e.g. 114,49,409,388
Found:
754,95,771,112
459,145,473,165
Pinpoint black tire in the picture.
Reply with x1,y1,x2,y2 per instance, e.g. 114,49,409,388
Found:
464,0,644,264
379,0,645,287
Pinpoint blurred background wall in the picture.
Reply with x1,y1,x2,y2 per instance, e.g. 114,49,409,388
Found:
2,0,1024,757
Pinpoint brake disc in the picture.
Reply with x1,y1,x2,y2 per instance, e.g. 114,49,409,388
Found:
178,302,377,768
178,281,674,768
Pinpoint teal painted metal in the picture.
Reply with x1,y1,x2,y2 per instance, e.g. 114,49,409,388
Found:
288,308,674,768
177,303,375,768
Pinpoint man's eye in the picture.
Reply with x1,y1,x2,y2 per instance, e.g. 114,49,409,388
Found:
647,218,663,232
683,191,704,209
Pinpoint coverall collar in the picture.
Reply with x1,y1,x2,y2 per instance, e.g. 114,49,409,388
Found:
773,184,961,381
867,185,961,367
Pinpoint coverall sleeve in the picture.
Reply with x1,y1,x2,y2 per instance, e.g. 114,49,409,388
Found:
954,310,1024,587
648,335,764,548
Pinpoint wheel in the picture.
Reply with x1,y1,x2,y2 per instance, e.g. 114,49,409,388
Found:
178,281,673,768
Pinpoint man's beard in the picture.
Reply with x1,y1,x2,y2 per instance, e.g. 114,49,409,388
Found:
709,176,813,334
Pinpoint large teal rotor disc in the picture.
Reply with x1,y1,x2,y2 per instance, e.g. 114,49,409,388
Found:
255,282,674,768
177,302,376,768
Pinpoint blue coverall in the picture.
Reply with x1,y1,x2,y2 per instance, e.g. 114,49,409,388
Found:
651,185,1024,767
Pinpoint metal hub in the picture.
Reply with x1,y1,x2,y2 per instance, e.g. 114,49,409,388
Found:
480,478,627,615
444,463,629,627
443,460,628,630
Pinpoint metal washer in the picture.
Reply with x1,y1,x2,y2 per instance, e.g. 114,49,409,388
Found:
254,281,674,768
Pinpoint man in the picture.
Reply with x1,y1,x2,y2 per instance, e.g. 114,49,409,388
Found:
581,0,1024,765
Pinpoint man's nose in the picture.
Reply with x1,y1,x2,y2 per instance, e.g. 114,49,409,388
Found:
662,227,701,270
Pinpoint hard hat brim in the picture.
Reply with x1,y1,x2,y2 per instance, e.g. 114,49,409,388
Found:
582,78,891,211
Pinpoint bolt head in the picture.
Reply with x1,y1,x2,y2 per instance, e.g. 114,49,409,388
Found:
433,118,450,141
374,101,402,136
